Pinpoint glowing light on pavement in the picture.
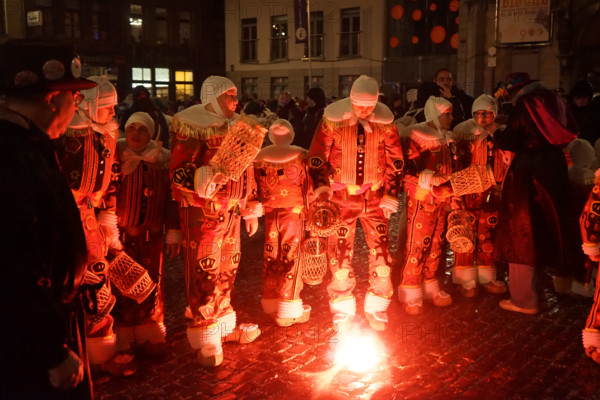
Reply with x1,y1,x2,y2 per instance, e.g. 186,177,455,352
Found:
334,330,383,373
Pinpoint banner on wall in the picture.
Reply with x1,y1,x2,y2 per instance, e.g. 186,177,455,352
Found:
294,0,308,44
497,0,552,45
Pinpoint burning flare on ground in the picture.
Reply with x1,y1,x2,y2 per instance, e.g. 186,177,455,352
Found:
333,327,384,373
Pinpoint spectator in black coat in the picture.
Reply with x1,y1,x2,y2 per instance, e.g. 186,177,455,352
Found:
434,68,474,129
0,40,94,399
296,87,326,150
276,91,303,137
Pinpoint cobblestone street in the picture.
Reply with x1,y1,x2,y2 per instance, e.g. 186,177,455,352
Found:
96,215,600,400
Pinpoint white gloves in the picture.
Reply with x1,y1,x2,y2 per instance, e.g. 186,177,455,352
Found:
48,349,84,390
97,211,122,252
240,201,264,220
379,195,399,219
312,185,333,202
165,229,183,244
194,166,219,199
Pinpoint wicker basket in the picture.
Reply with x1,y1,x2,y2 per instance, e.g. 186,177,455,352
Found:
306,199,342,237
82,270,116,326
449,165,496,196
301,237,328,286
446,210,475,253
445,225,474,253
108,252,157,304
209,115,267,181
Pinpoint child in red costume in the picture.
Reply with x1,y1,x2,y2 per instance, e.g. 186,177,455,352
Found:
451,94,510,297
254,119,311,326
113,112,181,356
398,96,456,315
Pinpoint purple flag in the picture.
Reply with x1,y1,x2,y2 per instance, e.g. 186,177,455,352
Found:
294,0,308,44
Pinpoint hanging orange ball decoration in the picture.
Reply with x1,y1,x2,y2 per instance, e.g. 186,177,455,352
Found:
450,33,459,49
412,36,419,44
389,36,400,48
449,0,460,12
412,9,423,21
391,5,404,20
430,3,437,11
430,26,446,44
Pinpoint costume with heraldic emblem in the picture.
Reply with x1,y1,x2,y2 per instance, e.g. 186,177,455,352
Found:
170,76,266,366
307,75,404,331
254,119,311,326
113,112,181,357
55,76,139,379
450,95,511,297
398,96,457,315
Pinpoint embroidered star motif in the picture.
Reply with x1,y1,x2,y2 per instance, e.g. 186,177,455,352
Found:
269,231,278,239
189,240,197,249
226,237,236,245
280,189,289,197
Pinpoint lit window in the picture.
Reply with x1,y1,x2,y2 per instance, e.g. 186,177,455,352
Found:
175,70,194,101
132,67,152,92
271,15,288,61
155,68,170,83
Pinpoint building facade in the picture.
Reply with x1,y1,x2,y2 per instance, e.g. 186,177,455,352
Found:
1,0,225,103
225,0,390,101
3,1,600,103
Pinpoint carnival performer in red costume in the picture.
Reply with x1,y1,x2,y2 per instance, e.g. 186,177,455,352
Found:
581,169,600,365
308,75,404,331
113,112,181,356
170,76,266,367
254,119,311,326
451,94,510,297
397,96,456,315
55,76,138,379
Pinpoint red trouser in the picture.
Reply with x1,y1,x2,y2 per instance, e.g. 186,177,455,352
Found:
327,190,393,301
263,208,304,301
400,197,450,286
112,230,164,327
585,271,600,330
454,193,498,268
180,205,241,326
80,207,114,338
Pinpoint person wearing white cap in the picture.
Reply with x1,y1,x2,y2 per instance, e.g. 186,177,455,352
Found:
450,94,511,298
397,96,456,315
307,75,405,331
253,119,312,326
55,75,139,379
110,112,181,359
170,75,266,367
